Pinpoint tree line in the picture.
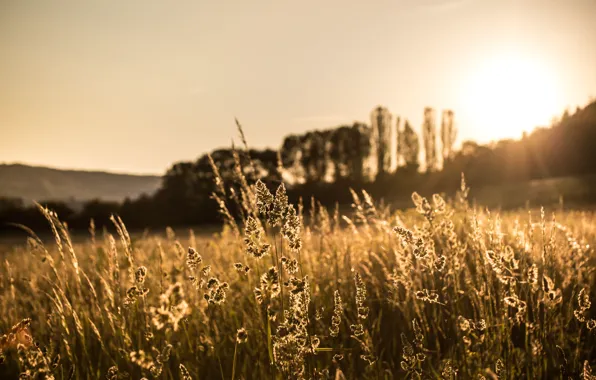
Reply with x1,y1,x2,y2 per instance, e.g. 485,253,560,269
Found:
1,100,595,234
280,105,456,184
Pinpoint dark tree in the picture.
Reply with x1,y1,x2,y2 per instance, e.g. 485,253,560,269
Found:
300,131,331,183
371,106,393,178
441,109,457,164
280,134,306,185
423,107,438,172
399,120,420,171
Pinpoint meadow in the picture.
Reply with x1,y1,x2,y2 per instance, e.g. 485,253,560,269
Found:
1,169,596,379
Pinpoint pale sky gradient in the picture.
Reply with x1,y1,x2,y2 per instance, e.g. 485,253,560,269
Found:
1,0,595,174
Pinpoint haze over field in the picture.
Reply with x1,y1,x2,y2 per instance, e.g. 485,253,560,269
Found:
0,164,161,203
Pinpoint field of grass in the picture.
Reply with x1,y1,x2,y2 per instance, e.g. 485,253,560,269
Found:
1,172,596,379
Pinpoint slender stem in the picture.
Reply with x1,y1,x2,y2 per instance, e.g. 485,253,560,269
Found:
278,233,285,317
231,341,238,380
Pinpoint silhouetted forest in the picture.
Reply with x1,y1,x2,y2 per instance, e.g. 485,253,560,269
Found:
2,100,596,234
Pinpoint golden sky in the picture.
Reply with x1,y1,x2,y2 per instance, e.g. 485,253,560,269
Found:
1,0,595,174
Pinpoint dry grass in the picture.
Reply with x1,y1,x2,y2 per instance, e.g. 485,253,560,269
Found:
1,171,596,379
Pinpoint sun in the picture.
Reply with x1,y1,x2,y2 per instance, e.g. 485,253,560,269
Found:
460,53,560,142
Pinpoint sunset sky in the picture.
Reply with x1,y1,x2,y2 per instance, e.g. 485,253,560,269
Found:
1,0,595,175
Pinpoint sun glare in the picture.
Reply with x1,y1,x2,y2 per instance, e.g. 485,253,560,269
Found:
461,53,560,141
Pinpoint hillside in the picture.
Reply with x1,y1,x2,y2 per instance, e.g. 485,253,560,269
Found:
0,164,161,203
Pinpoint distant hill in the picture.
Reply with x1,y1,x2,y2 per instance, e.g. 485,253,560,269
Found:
0,164,161,203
